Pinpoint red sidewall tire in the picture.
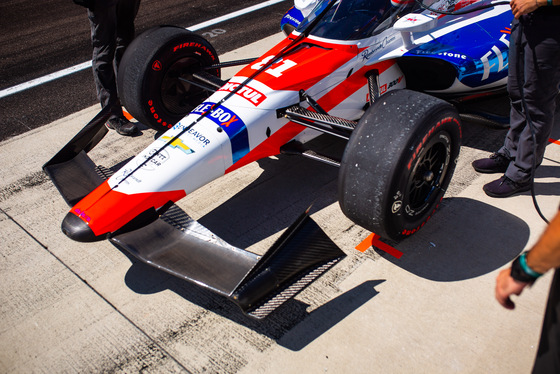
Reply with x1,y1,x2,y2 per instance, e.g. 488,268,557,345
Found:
118,27,220,132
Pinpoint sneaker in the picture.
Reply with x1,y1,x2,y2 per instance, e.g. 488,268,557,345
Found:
483,175,531,198
472,153,510,174
106,117,138,136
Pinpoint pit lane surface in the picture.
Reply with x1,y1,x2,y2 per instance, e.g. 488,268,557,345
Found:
0,0,290,142
2,4,560,373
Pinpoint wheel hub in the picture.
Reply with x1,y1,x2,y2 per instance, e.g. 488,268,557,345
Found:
423,170,435,183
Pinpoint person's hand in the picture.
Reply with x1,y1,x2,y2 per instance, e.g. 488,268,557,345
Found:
510,0,540,18
495,268,530,309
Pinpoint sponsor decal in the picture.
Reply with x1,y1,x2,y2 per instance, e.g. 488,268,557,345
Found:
218,82,267,106
192,102,250,163
400,203,440,236
361,35,398,61
391,191,404,214
173,122,212,148
73,208,91,222
361,49,375,61
172,42,216,61
186,128,211,147
152,60,162,71
379,76,403,95
283,13,301,25
438,51,466,60
480,32,509,81
392,200,403,214
138,148,170,171
147,99,173,129
406,117,457,171
115,168,142,184
159,136,195,155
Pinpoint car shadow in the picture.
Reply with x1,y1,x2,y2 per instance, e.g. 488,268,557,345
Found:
195,135,346,250
122,257,383,350
374,197,530,282
116,173,533,351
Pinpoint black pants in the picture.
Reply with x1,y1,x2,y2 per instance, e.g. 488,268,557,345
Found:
533,269,560,373
499,13,560,184
88,0,141,119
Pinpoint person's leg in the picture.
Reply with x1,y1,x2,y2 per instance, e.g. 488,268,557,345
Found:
483,14,560,197
115,0,141,68
472,19,520,175
100,0,141,135
88,3,119,117
499,18,523,162
532,269,560,373
504,14,560,184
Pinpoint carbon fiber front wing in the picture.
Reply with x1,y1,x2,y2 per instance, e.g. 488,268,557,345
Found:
43,109,346,319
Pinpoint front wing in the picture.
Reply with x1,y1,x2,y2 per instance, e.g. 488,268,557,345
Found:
43,109,346,319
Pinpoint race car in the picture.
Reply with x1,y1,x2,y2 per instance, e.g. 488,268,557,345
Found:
44,0,513,318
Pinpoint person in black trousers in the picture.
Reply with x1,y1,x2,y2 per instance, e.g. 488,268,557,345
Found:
493,3,560,373
78,0,141,135
496,209,560,373
472,0,560,197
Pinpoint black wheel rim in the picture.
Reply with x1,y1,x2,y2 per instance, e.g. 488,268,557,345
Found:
406,133,451,215
160,57,208,116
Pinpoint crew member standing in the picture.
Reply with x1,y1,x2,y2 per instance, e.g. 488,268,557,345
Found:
75,0,141,135
492,2,560,372
472,0,560,197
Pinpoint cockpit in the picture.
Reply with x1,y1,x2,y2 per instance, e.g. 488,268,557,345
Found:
296,0,421,40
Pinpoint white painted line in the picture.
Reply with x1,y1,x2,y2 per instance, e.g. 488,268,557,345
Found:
189,0,287,31
0,61,92,100
0,0,287,100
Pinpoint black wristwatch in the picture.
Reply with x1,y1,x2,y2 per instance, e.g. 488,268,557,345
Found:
510,252,542,283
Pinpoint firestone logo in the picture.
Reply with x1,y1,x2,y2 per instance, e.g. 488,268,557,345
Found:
152,60,162,71
218,82,267,106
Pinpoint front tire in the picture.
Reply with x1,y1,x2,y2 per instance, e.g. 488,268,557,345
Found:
118,26,220,132
338,89,462,240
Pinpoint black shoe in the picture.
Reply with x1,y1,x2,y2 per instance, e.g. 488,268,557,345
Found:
472,153,510,174
106,117,138,136
483,176,531,198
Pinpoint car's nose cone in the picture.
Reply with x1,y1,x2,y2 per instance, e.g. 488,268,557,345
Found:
61,212,105,242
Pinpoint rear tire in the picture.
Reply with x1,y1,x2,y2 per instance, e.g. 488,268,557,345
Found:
338,89,462,240
118,26,220,132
